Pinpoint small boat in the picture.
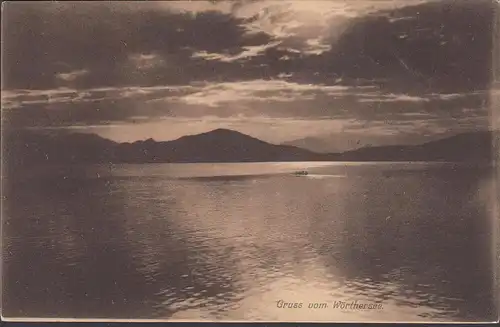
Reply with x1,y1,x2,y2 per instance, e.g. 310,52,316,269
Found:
294,170,308,176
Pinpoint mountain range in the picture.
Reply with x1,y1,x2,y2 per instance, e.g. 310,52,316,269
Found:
3,128,496,170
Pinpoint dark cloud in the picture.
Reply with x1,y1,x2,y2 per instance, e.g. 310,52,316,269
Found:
2,0,496,92
279,0,496,93
2,1,271,89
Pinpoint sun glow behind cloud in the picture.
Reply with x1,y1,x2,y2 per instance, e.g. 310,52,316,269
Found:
171,0,432,59
2,78,490,146
2,79,480,111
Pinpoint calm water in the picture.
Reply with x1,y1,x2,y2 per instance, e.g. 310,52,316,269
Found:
2,162,496,322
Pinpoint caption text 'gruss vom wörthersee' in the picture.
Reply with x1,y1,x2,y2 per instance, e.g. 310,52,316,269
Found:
276,300,384,310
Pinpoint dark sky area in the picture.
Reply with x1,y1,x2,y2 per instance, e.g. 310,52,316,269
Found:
1,0,498,150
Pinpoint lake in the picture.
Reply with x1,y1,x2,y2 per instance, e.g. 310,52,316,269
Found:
2,162,496,322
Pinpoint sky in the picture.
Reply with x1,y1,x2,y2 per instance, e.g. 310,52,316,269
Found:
1,0,497,150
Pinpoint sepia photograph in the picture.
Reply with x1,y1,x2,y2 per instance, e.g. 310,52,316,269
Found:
1,0,499,323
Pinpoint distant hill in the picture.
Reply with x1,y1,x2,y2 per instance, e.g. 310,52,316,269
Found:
336,131,496,163
3,129,117,168
281,133,438,153
2,129,495,170
282,136,351,153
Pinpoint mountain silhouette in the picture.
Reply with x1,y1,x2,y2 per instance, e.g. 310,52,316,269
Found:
281,133,439,153
3,128,322,169
3,128,495,172
4,129,117,167
336,131,496,162
115,128,321,163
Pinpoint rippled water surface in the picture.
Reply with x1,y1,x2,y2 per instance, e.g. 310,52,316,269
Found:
2,162,496,322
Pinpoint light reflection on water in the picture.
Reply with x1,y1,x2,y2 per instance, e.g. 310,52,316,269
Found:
2,162,495,322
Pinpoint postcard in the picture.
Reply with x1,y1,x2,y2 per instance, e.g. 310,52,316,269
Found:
1,0,499,323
